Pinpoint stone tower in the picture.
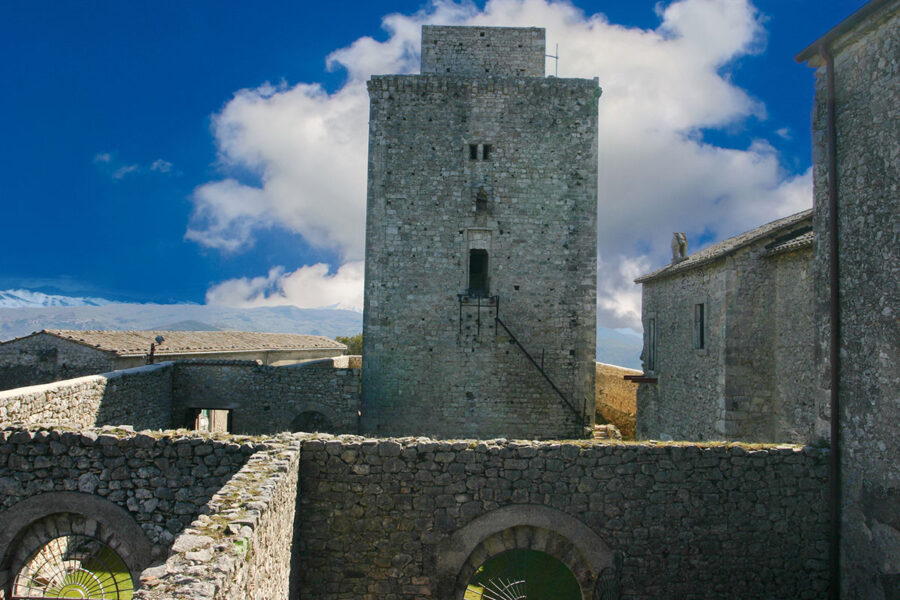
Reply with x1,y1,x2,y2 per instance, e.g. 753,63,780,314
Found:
362,25,600,439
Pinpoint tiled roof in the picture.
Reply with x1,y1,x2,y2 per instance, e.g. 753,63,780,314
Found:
635,209,814,284
34,330,346,357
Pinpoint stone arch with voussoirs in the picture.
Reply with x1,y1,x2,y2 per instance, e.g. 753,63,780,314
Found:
434,504,619,600
0,492,157,598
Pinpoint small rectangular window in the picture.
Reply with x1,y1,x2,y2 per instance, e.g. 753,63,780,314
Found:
693,303,705,350
482,144,492,160
469,144,478,160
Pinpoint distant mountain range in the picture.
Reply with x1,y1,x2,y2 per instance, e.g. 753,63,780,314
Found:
0,292,364,342
0,289,642,369
0,288,116,308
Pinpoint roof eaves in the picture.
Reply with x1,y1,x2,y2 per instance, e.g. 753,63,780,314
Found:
796,0,896,64
762,233,815,258
635,210,813,284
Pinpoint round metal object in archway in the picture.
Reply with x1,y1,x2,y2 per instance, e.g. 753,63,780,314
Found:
464,549,581,600
11,534,134,599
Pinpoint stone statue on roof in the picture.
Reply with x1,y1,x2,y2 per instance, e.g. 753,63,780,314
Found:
671,232,688,263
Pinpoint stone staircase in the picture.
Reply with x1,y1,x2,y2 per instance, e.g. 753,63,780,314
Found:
592,423,623,440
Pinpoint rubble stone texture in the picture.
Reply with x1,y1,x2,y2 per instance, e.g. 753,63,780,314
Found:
0,363,174,430
804,2,900,596
0,428,258,560
594,362,639,439
362,26,599,439
295,437,829,600
171,360,360,434
636,211,816,443
0,430,830,600
0,359,360,436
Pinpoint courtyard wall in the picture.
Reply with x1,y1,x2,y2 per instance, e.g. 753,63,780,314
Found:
0,363,174,430
0,427,261,597
171,359,360,435
296,436,830,600
135,436,303,600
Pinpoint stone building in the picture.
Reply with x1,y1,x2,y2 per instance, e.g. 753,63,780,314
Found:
797,0,900,596
361,26,600,439
0,330,346,391
634,209,816,443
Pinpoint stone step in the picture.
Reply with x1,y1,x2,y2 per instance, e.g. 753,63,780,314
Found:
593,423,623,440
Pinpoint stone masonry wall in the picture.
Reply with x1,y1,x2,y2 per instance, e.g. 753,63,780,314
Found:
363,33,599,439
0,427,259,558
172,359,360,435
637,261,727,441
421,26,545,77
296,436,830,600
808,4,900,596
135,435,302,600
769,249,817,444
594,362,639,439
637,239,815,443
0,364,174,431
0,334,115,392
722,244,815,443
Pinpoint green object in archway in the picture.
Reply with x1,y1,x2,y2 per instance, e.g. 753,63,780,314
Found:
465,549,581,600
11,534,134,599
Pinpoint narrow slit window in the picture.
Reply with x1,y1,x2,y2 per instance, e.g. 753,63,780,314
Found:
469,144,478,160
693,303,705,350
646,317,657,372
482,144,492,160
468,249,489,297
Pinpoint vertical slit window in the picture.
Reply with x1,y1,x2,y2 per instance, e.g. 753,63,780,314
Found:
693,303,705,350
468,249,489,297
469,144,478,160
482,144,492,160
646,317,657,372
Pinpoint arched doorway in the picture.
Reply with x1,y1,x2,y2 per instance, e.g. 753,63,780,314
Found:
435,505,615,600
0,493,155,599
11,533,134,599
464,548,581,600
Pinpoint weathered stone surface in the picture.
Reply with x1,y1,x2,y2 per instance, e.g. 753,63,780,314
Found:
636,210,816,444
362,26,599,439
0,426,257,549
171,360,360,435
802,3,900,597
595,362,640,439
0,364,174,431
295,436,830,600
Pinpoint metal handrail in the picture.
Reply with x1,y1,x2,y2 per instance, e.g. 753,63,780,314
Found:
494,316,584,426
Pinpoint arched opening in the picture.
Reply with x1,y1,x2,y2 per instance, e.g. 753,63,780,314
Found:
291,410,333,433
0,494,156,598
464,548,580,600
436,505,614,600
11,534,134,599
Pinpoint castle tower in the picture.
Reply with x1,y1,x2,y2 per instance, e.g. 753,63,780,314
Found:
362,26,600,439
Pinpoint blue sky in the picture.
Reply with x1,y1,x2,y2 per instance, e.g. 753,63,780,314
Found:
0,0,867,326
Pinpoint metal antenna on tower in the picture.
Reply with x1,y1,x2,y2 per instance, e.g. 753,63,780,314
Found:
546,43,559,77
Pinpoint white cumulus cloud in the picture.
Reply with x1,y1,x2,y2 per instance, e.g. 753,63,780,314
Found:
193,0,812,330
205,262,365,312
